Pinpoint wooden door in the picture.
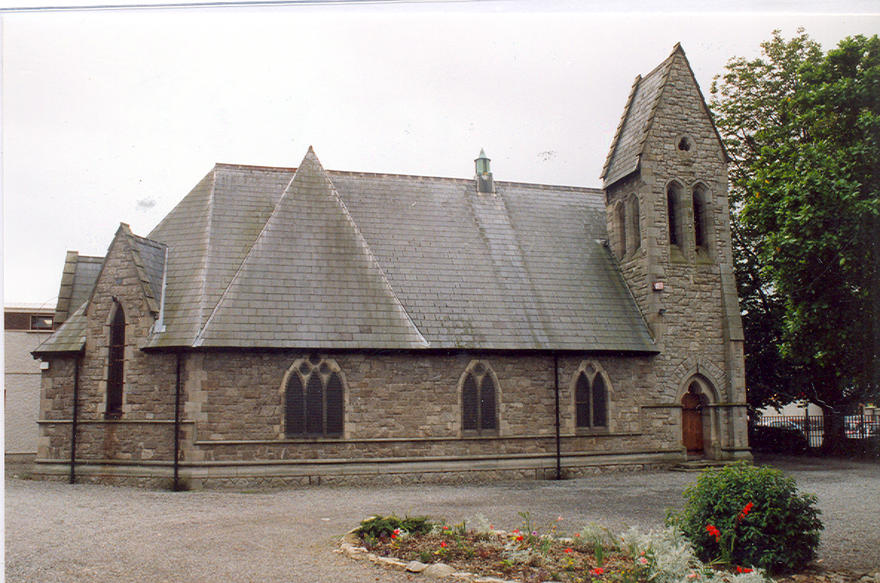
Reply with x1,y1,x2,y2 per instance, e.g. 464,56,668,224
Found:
681,393,704,455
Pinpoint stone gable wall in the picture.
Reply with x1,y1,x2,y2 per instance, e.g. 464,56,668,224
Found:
37,229,178,466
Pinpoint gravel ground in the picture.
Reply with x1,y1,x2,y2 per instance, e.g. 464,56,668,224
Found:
5,455,878,582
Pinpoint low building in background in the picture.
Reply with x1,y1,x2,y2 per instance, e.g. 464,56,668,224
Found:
5,304,55,465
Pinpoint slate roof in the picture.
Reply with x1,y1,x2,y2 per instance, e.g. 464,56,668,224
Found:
37,148,657,354
601,44,728,187
34,225,165,355
54,252,104,326
601,47,676,187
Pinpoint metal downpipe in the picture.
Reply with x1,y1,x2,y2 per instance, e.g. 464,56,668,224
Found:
69,355,81,484
554,354,562,480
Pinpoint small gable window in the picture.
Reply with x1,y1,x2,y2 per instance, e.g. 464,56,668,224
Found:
574,363,608,429
666,181,683,248
106,303,125,418
461,361,498,434
284,356,345,438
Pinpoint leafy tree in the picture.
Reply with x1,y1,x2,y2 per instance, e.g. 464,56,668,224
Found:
710,30,880,448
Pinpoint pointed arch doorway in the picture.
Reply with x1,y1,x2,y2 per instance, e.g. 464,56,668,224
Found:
681,386,704,456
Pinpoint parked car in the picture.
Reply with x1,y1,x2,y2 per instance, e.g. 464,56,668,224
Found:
749,424,810,454
846,421,880,439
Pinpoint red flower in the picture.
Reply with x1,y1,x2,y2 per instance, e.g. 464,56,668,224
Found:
736,566,753,574
516,535,524,542
591,568,604,575
440,541,447,548
737,502,754,522
705,524,721,542
564,548,573,553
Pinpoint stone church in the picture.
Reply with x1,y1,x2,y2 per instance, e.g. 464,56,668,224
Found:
34,45,751,489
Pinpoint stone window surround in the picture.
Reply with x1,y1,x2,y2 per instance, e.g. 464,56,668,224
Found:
104,300,126,420
279,355,347,440
458,359,500,437
571,360,612,434
665,179,714,263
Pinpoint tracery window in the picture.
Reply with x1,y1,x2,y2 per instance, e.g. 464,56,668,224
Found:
106,303,125,418
574,363,608,429
284,355,344,438
461,361,498,434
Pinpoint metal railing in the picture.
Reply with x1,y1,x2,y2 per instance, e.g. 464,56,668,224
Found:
753,414,880,449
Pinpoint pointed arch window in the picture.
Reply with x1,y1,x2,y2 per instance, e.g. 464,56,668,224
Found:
628,194,641,251
574,364,608,429
106,304,125,418
667,182,683,248
284,356,345,438
616,201,627,256
461,361,498,434
692,184,710,253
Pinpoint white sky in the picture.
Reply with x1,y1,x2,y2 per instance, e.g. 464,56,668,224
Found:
2,1,879,307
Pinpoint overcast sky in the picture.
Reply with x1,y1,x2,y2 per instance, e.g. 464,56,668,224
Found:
2,1,879,307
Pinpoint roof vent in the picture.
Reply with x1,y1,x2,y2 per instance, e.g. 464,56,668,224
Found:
474,149,494,193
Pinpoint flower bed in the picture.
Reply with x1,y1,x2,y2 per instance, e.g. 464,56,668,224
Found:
350,514,769,583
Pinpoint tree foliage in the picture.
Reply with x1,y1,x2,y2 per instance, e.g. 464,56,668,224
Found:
710,30,880,427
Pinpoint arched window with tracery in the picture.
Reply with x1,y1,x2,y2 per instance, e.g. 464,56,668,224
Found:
284,355,345,438
461,361,498,434
106,303,125,418
574,363,609,429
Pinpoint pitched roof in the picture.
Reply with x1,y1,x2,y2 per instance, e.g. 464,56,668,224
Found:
601,43,727,187
139,148,655,352
193,148,427,349
53,251,104,325
34,225,165,356
601,46,677,187
37,150,656,353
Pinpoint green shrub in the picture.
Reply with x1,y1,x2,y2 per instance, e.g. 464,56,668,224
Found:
355,515,434,539
666,462,822,574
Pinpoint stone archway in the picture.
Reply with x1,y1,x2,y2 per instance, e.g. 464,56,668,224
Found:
680,376,718,459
